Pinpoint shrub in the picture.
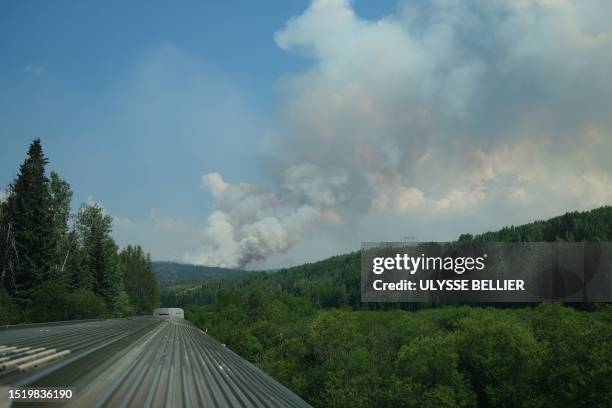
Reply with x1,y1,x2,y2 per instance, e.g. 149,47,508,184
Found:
69,289,108,319
0,289,22,325
29,282,72,322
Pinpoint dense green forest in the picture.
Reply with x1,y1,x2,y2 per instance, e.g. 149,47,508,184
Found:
154,261,246,313
0,139,159,324
162,252,360,309
178,207,612,407
188,296,611,407
152,261,244,285
458,206,612,242
166,206,612,309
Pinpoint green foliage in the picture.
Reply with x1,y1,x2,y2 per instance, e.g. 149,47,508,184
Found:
1,139,156,323
69,289,109,319
170,207,612,314
528,304,612,407
463,206,612,243
49,171,73,285
75,203,120,306
119,245,160,314
169,252,362,309
152,261,244,286
64,229,92,290
28,282,108,322
0,203,18,294
49,171,72,240
0,289,22,325
171,206,612,407
457,314,544,407
2,139,57,305
111,290,134,318
394,334,475,408
187,302,612,408
28,282,72,322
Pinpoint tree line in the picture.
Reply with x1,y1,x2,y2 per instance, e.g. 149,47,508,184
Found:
187,292,611,408
172,207,612,407
167,205,612,311
0,139,159,324
458,206,612,242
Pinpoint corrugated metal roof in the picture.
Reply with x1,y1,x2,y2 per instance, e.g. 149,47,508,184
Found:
0,317,311,407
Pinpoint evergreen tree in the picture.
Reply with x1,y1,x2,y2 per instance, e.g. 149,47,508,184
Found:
49,171,73,284
49,172,72,242
119,245,160,314
65,228,92,290
0,198,18,293
2,139,57,306
76,203,119,307
0,139,157,322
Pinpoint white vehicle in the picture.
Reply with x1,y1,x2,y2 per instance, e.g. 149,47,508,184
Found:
153,308,184,319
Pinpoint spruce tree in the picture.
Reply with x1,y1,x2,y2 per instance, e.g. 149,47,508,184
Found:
119,245,160,314
65,228,93,290
3,139,57,305
76,203,119,307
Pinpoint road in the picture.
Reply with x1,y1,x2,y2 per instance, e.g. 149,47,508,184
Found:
0,317,311,407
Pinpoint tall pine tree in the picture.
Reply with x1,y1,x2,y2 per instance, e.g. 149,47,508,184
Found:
3,139,57,306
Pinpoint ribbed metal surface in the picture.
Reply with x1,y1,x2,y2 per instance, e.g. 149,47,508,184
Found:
0,318,160,386
0,318,311,407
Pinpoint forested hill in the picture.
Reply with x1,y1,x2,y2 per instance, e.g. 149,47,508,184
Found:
459,205,612,242
152,261,244,285
167,205,612,309
162,252,361,308
182,206,612,408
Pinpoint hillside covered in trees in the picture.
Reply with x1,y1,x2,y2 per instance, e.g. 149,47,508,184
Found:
167,206,612,310
152,261,244,286
458,206,612,242
178,207,612,407
0,139,159,324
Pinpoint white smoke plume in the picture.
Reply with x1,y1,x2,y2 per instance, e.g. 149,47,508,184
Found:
184,165,348,268
189,0,612,267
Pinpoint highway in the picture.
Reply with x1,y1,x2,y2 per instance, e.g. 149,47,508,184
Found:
0,317,312,407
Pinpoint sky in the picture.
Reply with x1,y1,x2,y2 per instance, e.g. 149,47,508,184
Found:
1,0,612,269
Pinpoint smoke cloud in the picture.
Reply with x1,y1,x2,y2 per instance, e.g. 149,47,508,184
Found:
184,165,348,268
189,0,612,268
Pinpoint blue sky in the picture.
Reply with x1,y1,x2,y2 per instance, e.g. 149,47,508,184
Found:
0,0,395,203
0,0,394,262
2,1,611,268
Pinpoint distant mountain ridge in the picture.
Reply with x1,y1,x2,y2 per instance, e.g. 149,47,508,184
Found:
152,261,244,286
168,205,612,308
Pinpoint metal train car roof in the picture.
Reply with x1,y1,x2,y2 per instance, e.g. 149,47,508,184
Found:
0,317,311,407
